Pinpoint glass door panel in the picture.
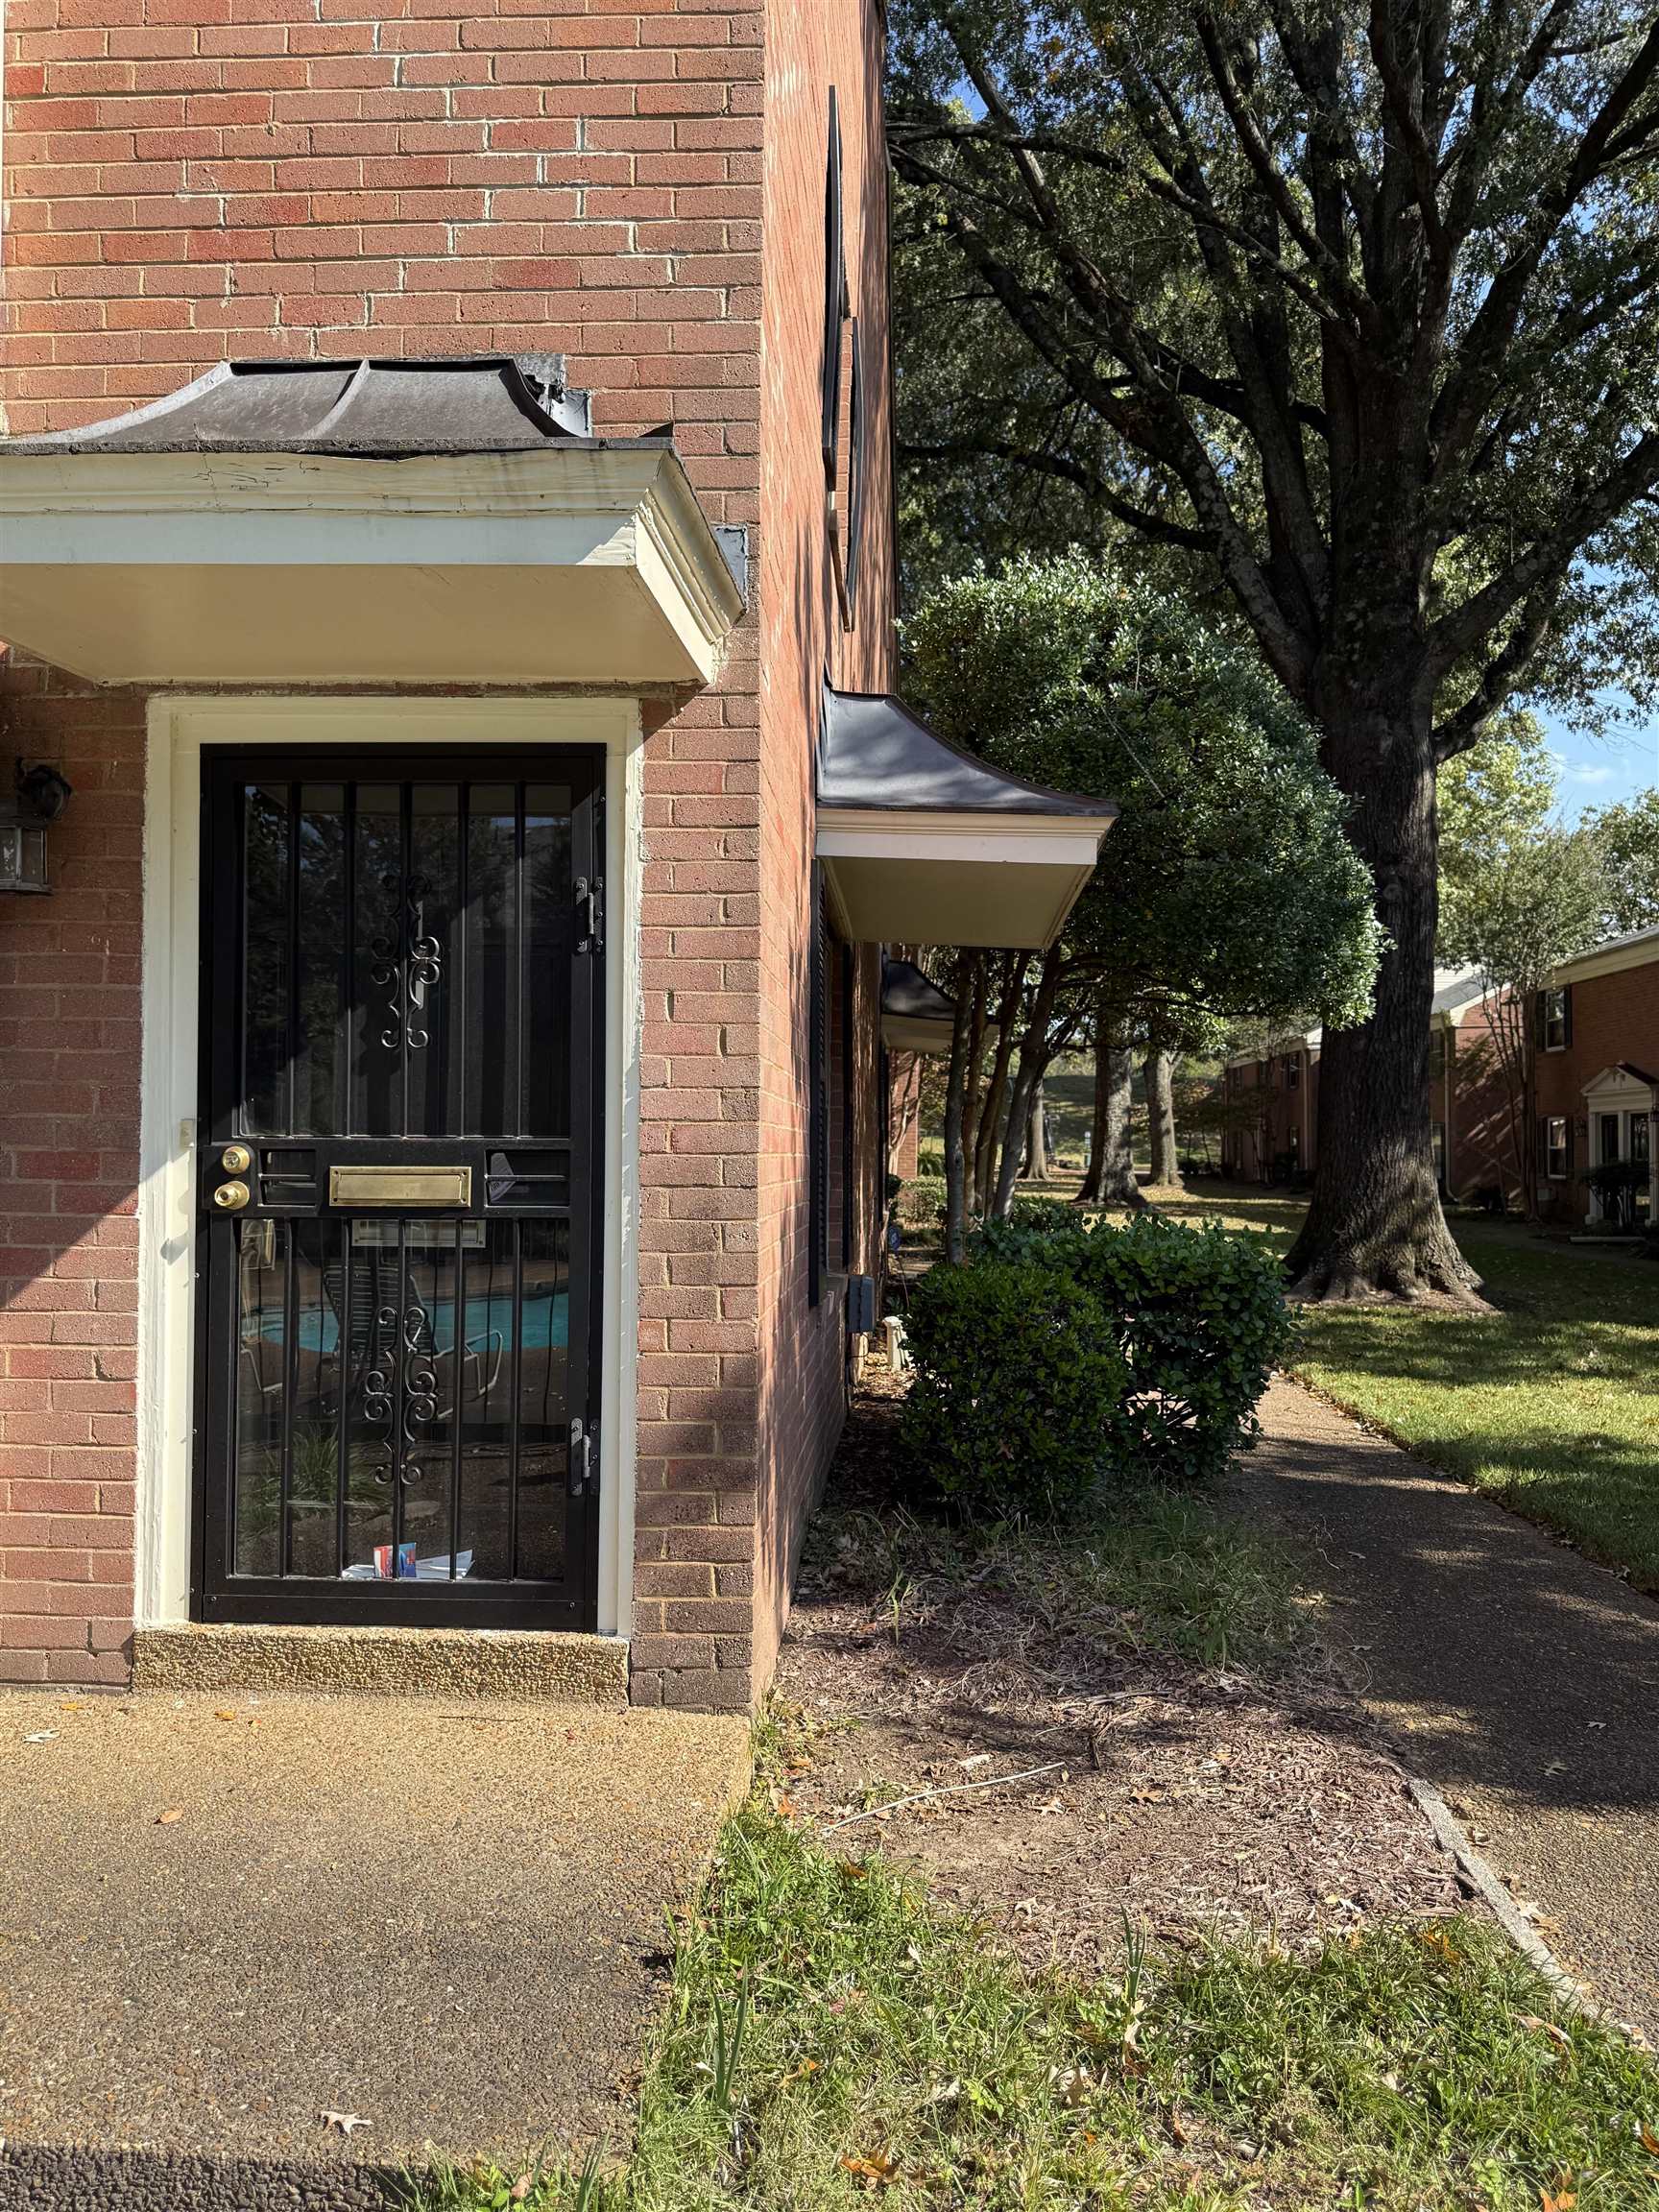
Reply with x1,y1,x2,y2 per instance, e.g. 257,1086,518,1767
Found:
198,749,604,1628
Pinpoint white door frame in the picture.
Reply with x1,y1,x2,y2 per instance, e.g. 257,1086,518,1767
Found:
1580,1072,1656,1227
136,694,643,1639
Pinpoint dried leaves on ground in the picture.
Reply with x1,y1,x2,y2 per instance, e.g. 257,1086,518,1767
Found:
775,1374,1461,1966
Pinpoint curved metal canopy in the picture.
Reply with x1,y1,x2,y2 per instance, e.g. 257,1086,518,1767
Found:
0,357,746,688
816,684,1117,951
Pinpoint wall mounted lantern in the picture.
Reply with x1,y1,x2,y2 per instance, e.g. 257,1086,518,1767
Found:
0,759,75,894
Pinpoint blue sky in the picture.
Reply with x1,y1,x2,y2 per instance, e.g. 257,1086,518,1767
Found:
1535,704,1659,816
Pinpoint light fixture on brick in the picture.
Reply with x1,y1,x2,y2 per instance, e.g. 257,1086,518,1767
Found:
0,757,72,895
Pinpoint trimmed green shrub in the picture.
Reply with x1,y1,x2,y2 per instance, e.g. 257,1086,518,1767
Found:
900,1260,1128,1519
1074,1214,1297,1482
965,1209,1295,1484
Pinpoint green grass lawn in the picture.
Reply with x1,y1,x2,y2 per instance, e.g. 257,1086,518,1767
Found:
1132,1191,1659,1594
414,1792,1659,2212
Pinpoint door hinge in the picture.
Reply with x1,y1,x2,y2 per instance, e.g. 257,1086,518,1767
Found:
568,1415,595,1497
575,875,604,954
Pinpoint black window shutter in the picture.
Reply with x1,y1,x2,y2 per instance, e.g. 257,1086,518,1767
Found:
821,89,845,478
808,866,826,1309
844,317,867,624
1562,983,1574,1047
1534,990,1547,1046
840,940,855,1268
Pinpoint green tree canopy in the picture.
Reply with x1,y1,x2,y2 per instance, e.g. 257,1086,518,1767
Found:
887,1,1659,1301
1587,788,1659,936
905,554,1382,1037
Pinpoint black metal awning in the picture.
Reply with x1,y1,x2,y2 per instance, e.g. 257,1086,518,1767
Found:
815,683,1116,950
0,357,746,687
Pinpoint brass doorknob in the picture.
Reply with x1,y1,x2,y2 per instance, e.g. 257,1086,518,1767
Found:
221,1143,252,1174
213,1179,251,1212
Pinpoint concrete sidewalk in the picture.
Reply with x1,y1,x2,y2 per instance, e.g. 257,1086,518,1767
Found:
0,1691,749,2209
1243,1376,1659,2039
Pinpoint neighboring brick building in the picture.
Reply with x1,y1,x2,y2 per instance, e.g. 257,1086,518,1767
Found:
1531,924,1659,1229
1223,932,1659,1229
0,1,1112,1700
1221,971,1485,1193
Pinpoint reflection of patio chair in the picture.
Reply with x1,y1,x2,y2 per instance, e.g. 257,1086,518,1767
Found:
321,1251,504,1423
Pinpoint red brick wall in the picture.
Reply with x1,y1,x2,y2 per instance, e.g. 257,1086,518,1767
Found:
748,0,892,1698
0,667,144,1684
1222,1049,1313,1181
1533,950,1659,1220
888,1052,922,1181
1444,997,1524,1206
1,0,894,1701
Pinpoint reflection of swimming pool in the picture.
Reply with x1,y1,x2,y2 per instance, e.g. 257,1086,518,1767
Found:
254,1294,568,1356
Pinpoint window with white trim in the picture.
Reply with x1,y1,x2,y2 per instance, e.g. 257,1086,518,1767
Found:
1539,987,1570,1051
1544,1116,1570,1180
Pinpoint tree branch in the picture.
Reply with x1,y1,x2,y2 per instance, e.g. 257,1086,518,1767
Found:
900,438,1213,548
1427,431,1659,677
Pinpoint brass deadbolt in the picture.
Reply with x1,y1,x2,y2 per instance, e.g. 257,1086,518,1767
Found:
213,1179,251,1212
221,1143,252,1174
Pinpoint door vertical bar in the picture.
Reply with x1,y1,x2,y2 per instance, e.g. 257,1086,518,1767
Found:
278,1222,297,1576
507,1222,523,1580
335,1214,350,1580
513,785,526,1138
566,778,601,1593
341,783,356,1138
453,782,469,1137
449,1220,465,1580
398,781,413,1141
284,781,301,1136
392,1216,407,1558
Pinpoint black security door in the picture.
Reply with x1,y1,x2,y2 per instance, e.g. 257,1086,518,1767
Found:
195,748,605,1627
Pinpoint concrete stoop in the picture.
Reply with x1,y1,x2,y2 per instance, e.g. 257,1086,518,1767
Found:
132,1621,630,1703
0,1691,752,2212
0,2145,391,2212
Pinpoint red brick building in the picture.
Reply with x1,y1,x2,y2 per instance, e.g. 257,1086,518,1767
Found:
1221,971,1488,1194
1222,932,1659,1228
0,2,1113,1700
1531,925,1658,1229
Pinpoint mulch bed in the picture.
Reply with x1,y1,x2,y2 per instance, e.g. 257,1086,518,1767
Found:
775,1373,1463,1973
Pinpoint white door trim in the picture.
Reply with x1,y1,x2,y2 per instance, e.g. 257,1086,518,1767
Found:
136,693,643,1640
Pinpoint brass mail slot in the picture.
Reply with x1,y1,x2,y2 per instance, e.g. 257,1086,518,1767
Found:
328,1164,472,1208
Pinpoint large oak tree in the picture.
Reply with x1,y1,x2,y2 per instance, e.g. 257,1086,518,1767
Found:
888,1,1659,1300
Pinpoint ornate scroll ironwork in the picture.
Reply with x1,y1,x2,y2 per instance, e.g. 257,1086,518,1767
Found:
362,1299,398,1486
398,1302,439,1488
372,871,442,1053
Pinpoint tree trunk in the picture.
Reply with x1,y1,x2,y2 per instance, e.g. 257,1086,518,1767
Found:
1022,1081,1048,1180
1075,1034,1108,1202
993,948,1064,1218
958,954,988,1216
974,951,1029,1213
1286,695,1484,1304
941,950,973,1265
1144,1050,1181,1190
1095,1032,1142,1207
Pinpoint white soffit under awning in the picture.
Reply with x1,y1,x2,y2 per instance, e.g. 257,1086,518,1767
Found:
816,685,1117,952
0,358,746,688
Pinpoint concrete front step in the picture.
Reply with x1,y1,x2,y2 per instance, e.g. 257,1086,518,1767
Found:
0,1690,752,2203
132,1621,629,1703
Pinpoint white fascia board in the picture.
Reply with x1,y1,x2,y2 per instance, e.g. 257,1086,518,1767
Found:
0,445,743,687
815,807,1113,951
815,805,1113,868
881,1014,956,1055
1550,930,1659,989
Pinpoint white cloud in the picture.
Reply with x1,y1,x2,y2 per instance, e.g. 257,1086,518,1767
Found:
1561,760,1618,786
